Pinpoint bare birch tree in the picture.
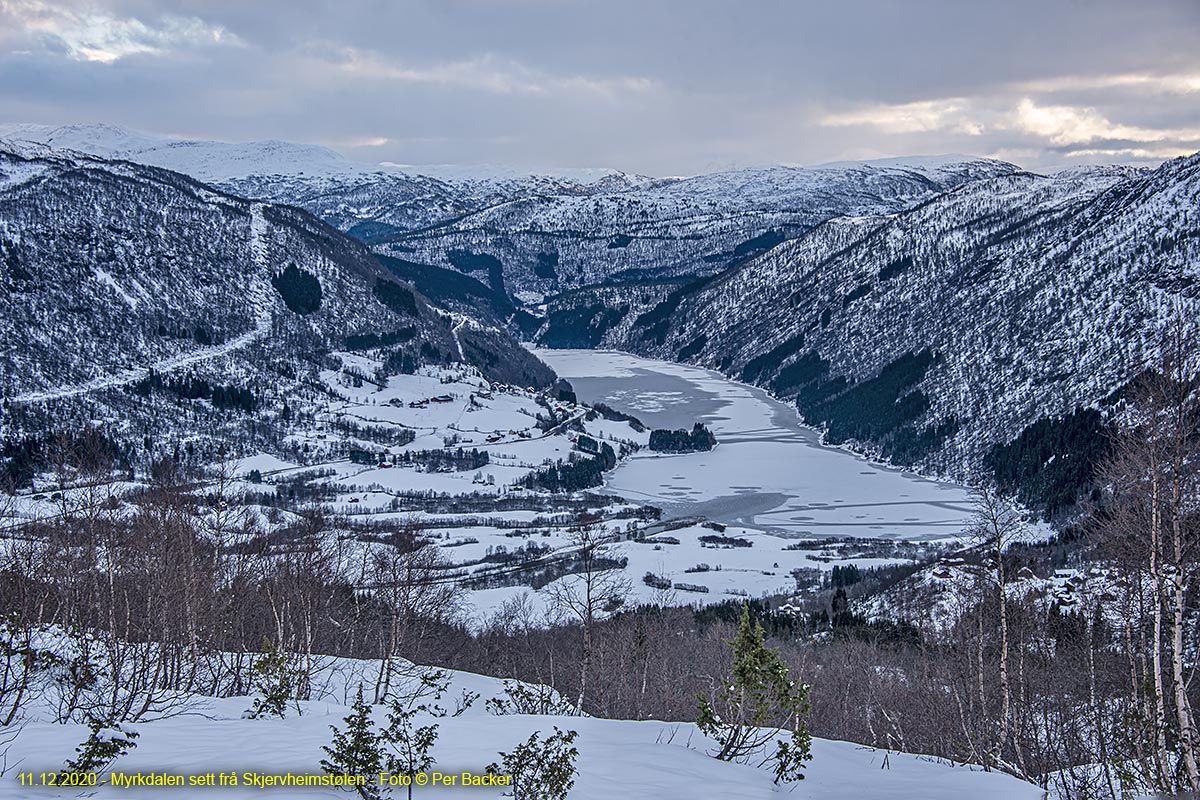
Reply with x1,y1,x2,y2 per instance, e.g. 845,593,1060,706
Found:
545,516,631,712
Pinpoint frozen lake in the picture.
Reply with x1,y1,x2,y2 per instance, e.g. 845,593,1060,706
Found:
536,348,975,542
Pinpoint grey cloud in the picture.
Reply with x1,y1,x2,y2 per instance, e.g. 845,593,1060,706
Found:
1,0,1198,174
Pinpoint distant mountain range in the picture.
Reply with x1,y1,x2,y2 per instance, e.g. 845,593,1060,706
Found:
3,123,1196,510
0,124,1021,293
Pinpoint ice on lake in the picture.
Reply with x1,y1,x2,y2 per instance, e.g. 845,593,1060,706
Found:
535,348,975,542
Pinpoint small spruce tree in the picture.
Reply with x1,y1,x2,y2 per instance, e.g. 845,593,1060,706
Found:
696,605,812,783
62,720,139,776
487,727,578,800
245,638,296,719
321,686,387,800
382,701,438,800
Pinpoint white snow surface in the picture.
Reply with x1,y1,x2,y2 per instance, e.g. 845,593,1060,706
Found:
5,350,976,625
0,123,1015,192
273,353,977,623
0,652,1041,800
0,123,638,185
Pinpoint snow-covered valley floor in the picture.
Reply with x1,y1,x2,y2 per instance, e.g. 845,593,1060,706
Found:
297,349,981,620
5,349,985,625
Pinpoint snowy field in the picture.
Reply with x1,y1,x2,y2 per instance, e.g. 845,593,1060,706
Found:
0,655,1041,800
294,352,976,621
3,350,984,626
536,349,976,541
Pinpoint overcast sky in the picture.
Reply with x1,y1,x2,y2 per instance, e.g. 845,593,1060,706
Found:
2,0,1199,175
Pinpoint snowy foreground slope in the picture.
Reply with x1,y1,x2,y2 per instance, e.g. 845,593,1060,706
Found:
1,658,1041,800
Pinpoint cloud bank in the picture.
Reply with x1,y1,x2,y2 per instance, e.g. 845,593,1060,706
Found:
1,0,1197,174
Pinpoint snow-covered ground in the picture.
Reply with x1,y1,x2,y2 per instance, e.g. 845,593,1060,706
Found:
3,348,984,626
0,122,640,186
304,354,638,498
4,350,981,624
0,655,1042,800
272,351,978,621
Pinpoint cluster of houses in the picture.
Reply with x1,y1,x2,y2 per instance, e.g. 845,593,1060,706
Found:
389,394,455,409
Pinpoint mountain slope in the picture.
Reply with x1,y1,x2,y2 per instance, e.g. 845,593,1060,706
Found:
0,123,652,238
0,648,1041,800
0,143,554,459
577,156,1199,482
7,123,1192,501
372,157,1021,296
0,124,1022,301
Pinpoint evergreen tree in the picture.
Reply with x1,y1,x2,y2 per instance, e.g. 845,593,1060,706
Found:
830,587,856,628
320,686,386,800
381,700,438,800
696,605,812,783
373,278,418,316
487,727,578,800
61,720,138,776
244,638,296,719
272,263,323,314
648,423,716,453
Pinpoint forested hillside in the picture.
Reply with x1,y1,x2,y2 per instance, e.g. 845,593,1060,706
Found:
0,143,555,472
551,157,1200,502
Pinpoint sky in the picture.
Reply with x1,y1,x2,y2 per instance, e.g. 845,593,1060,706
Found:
1,0,1199,176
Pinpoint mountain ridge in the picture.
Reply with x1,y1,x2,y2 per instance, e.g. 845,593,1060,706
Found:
0,142,556,467
567,152,1200,489
6,122,1195,507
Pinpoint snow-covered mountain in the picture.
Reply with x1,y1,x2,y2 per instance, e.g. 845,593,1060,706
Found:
0,122,359,181
374,157,1021,294
0,122,645,186
0,124,1020,296
0,123,654,238
559,154,1200,482
6,122,1195,500
0,142,555,455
